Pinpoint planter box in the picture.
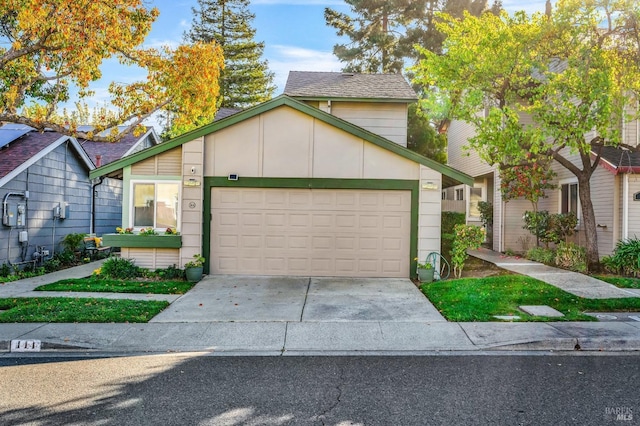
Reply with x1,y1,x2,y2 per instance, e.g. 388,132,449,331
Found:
102,234,182,249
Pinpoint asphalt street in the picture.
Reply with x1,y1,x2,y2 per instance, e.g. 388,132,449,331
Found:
0,354,638,425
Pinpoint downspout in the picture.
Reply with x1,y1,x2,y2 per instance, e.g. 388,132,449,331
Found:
623,173,629,240
91,177,105,235
90,155,104,235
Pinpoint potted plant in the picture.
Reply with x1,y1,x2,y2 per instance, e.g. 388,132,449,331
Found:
415,258,435,283
184,254,205,282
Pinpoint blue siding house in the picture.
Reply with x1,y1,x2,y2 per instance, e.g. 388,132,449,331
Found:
0,124,159,267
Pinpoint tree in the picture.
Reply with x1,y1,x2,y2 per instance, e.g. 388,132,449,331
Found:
412,0,640,270
325,0,500,74
0,0,224,141
186,0,275,109
407,104,447,163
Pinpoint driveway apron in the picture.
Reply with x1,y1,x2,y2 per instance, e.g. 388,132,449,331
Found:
150,275,445,323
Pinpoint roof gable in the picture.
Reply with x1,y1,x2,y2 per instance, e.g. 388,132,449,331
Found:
80,127,158,167
0,130,94,188
284,71,418,102
89,95,472,186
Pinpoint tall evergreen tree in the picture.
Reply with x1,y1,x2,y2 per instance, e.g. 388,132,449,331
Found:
186,0,275,109
325,0,500,74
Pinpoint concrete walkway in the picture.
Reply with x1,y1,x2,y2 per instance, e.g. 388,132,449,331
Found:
469,249,640,299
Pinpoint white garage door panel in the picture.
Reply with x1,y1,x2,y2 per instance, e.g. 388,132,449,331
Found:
211,188,411,277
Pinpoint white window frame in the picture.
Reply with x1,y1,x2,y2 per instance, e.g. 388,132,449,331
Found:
129,180,181,231
558,178,580,219
467,182,486,219
454,186,464,201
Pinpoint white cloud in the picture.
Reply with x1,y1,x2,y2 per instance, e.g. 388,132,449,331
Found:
502,0,547,15
143,38,181,50
266,45,342,93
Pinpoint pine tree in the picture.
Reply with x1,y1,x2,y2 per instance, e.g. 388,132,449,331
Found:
186,0,275,109
325,0,501,73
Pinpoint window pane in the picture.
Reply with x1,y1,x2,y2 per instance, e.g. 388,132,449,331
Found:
133,184,155,227
469,187,482,218
156,183,179,228
561,184,568,214
570,184,578,214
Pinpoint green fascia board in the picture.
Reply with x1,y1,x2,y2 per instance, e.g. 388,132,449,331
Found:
89,95,472,187
202,177,420,279
102,234,182,248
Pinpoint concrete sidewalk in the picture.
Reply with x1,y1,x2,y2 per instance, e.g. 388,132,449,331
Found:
2,320,639,355
469,249,640,299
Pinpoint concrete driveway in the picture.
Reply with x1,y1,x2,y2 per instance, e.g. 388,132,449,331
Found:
150,275,445,323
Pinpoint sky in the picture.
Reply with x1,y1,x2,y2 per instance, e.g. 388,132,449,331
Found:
81,0,549,125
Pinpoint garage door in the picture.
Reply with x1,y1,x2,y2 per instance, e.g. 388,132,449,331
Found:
210,187,411,277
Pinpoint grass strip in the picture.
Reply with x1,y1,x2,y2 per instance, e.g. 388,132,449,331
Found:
0,297,168,323
595,275,640,289
35,278,194,294
421,275,640,322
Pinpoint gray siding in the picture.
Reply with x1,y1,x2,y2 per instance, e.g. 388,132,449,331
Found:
94,177,123,236
0,143,92,265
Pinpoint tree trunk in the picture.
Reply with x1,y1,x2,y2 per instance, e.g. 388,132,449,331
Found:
578,176,600,272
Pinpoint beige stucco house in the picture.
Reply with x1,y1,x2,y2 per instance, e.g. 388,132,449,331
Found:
445,114,640,257
91,72,472,278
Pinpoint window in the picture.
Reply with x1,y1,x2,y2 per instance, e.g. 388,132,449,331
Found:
469,187,483,218
455,188,464,201
132,182,180,229
560,182,578,215
442,190,447,200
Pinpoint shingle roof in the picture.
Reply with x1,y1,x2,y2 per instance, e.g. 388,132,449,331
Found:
0,129,65,179
215,107,241,120
597,146,640,173
80,128,155,167
283,71,418,101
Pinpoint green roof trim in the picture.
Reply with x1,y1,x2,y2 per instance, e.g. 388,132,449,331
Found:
89,95,472,186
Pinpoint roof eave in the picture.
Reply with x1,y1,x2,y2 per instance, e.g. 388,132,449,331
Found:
288,95,417,103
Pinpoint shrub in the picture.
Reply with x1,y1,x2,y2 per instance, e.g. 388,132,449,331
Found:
526,246,555,265
43,257,62,273
477,201,493,227
451,224,486,278
441,211,466,258
0,263,12,277
61,233,87,252
100,257,140,279
554,242,586,273
603,238,640,276
523,211,577,247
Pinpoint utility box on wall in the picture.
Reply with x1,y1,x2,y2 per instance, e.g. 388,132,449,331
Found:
2,203,25,227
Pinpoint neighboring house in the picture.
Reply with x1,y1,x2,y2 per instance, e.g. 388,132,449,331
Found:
92,75,472,278
0,123,159,266
445,116,640,257
80,126,160,236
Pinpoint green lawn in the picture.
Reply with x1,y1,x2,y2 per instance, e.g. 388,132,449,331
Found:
595,275,640,289
421,275,640,322
0,297,168,323
35,278,195,294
